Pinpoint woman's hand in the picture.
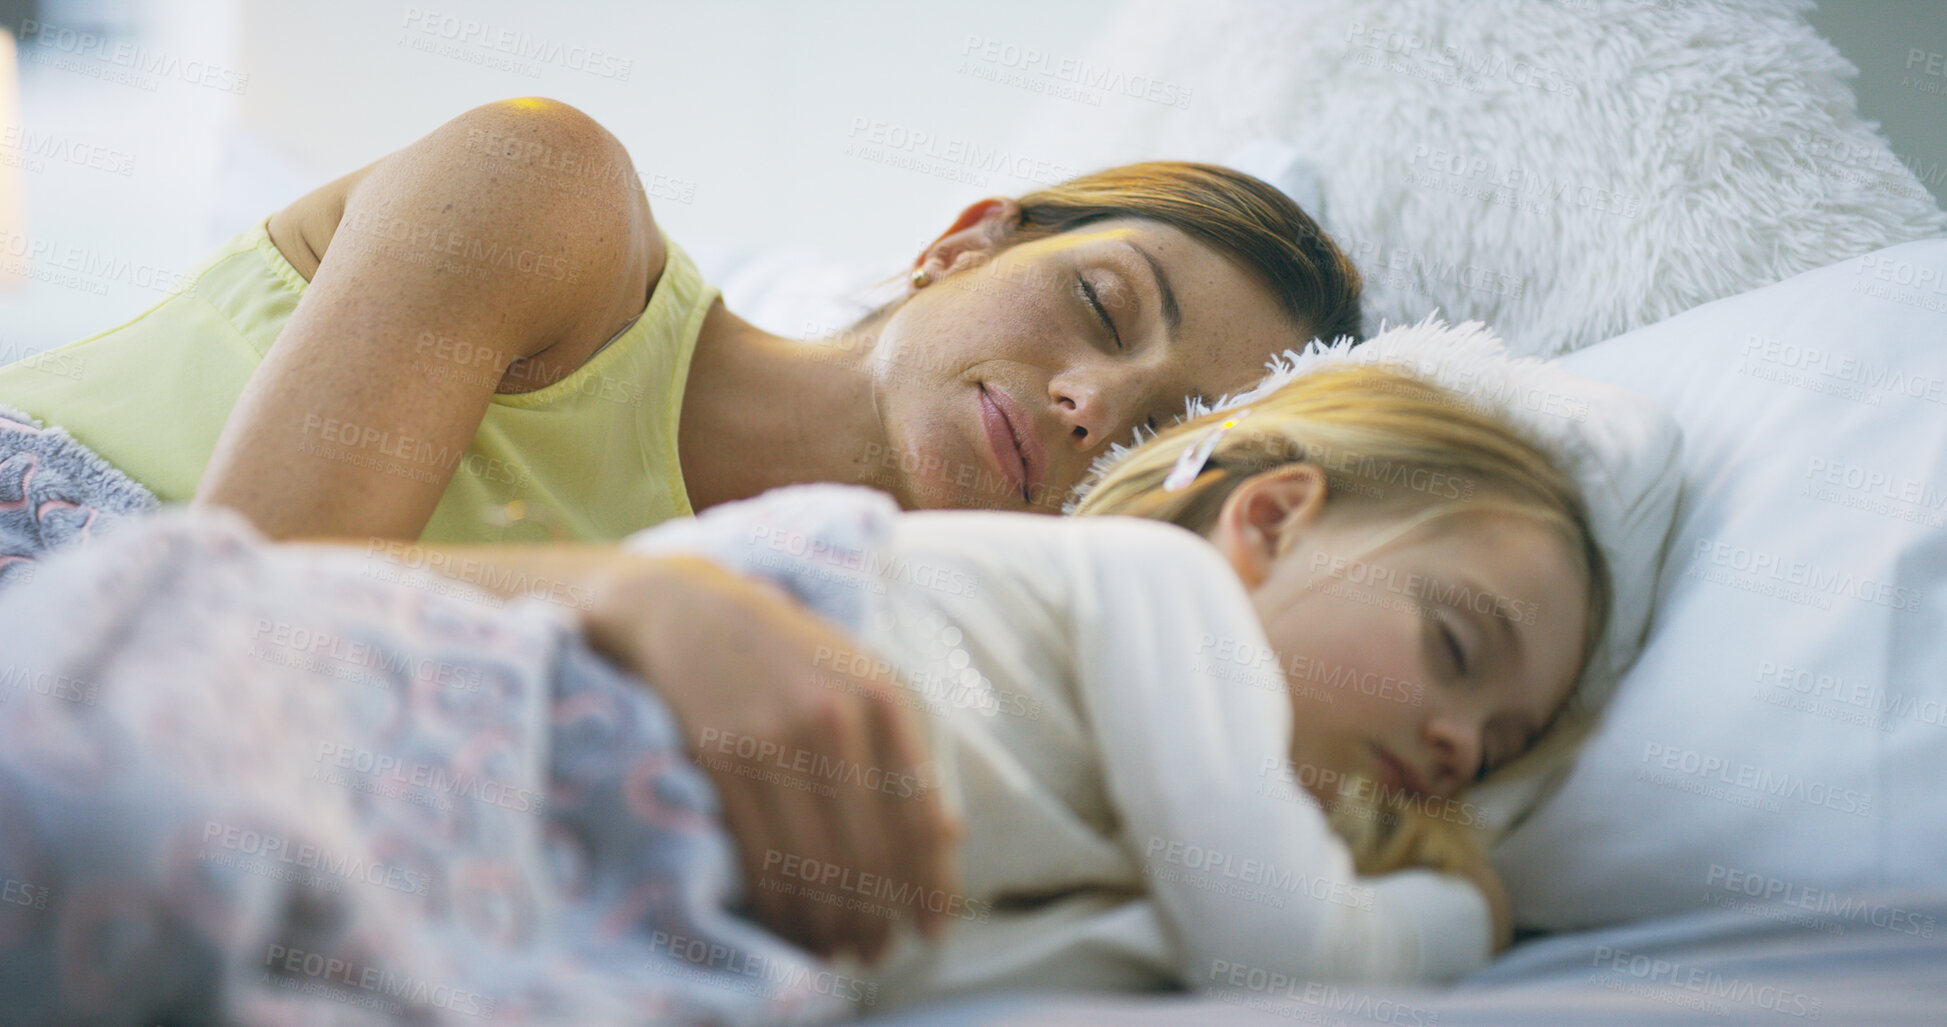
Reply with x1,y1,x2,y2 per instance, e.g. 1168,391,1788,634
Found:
586,554,964,964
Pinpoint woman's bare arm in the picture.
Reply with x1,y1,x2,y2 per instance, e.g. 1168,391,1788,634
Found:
197,98,663,541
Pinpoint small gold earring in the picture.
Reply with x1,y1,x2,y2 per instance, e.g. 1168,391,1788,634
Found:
910,267,932,288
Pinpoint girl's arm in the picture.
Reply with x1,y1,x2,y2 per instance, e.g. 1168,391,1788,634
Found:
1068,520,1496,985
304,537,960,964
196,98,662,541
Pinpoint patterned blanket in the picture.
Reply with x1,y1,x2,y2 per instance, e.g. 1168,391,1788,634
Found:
0,491,865,1022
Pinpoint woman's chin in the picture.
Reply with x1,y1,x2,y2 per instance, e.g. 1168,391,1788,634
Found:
905,476,1023,514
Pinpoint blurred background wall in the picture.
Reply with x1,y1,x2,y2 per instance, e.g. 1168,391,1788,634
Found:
1,0,1941,354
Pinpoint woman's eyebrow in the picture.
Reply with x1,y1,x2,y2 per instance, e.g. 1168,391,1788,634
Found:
1124,240,1181,332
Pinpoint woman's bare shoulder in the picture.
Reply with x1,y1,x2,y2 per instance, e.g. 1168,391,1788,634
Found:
266,98,664,350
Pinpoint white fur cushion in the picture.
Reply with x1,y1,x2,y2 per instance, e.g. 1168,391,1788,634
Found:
1000,0,1947,356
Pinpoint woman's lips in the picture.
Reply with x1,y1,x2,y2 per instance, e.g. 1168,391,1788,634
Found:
977,384,1041,502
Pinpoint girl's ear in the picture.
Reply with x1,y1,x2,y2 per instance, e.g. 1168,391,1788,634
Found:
1210,463,1330,588
912,197,1023,281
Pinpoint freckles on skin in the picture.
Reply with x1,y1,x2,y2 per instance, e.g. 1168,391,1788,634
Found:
856,267,1061,511
860,259,1059,508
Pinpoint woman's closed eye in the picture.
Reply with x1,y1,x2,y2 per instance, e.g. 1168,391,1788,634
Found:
1075,272,1123,351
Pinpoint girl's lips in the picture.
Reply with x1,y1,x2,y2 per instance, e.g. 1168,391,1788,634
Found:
1372,745,1431,797
977,384,1041,501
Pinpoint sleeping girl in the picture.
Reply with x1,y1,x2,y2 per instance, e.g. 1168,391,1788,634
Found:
0,363,1606,1025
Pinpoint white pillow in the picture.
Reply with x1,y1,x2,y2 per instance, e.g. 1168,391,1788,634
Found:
711,244,893,341
1491,238,1947,931
1000,0,1947,356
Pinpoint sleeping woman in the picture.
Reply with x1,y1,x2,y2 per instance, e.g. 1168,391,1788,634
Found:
0,364,1608,1025
0,97,1361,544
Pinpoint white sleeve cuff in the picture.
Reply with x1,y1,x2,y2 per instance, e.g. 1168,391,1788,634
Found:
1369,869,1496,983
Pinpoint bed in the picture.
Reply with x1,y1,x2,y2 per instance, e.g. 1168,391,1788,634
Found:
864,887,1947,1025
2,1,1944,1023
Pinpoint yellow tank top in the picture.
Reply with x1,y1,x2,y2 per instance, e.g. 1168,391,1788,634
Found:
0,218,718,544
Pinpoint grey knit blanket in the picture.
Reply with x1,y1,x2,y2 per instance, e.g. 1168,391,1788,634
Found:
0,404,161,588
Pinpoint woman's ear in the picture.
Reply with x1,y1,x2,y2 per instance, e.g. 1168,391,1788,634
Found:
912,197,1022,282
1210,464,1330,588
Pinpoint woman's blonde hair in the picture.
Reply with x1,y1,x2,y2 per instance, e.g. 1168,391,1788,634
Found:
861,162,1363,345
1074,363,1613,874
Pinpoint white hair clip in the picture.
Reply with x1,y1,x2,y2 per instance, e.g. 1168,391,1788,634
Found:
1162,409,1250,492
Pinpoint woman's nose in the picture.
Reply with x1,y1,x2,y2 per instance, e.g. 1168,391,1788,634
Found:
1050,373,1138,450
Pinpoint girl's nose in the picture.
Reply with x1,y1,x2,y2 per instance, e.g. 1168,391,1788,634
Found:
1422,712,1485,794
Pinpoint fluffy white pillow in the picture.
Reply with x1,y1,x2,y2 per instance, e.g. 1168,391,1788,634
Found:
1491,238,1947,931
1001,0,1947,356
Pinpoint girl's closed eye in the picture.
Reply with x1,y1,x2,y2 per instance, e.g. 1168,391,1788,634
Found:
1428,610,1470,677
1442,619,1469,675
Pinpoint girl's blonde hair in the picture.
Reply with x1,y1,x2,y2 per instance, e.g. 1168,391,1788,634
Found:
1074,363,1613,874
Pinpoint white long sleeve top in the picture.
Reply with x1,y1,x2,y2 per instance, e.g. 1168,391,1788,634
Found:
627,486,1492,1012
